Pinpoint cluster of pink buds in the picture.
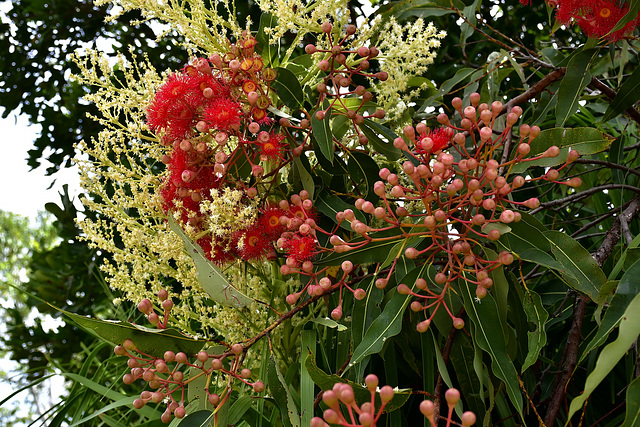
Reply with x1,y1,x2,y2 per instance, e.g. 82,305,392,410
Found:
136,289,174,329
306,22,386,145
328,93,581,330
116,337,264,423
310,375,475,427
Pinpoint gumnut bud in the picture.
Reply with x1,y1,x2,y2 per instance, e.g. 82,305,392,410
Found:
354,289,366,300
417,319,431,333
446,388,461,410
253,381,265,393
462,411,477,426
231,343,244,355
397,284,411,295
420,399,435,420
379,385,395,403
453,318,465,329
544,146,560,158
331,306,343,320
565,177,582,187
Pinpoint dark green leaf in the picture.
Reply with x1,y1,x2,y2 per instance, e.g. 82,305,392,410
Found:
602,66,640,122
545,231,606,301
256,13,279,67
581,259,640,363
521,289,548,373
461,283,523,419
315,191,366,230
267,353,300,427
311,99,333,164
348,151,381,200
621,375,640,427
272,67,303,110
555,49,599,127
304,352,410,412
177,410,214,427
347,265,427,373
360,119,402,160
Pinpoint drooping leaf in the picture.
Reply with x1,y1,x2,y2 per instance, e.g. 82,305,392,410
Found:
62,309,205,356
292,156,316,199
360,119,402,160
621,375,640,427
314,230,404,266
545,231,606,302
176,410,215,427
347,266,426,372
304,352,411,412
555,48,599,127
580,259,640,363
311,99,333,164
272,67,304,110
267,352,300,427
520,288,548,373
602,66,640,122
301,330,316,427
348,151,380,200
567,291,640,421
460,283,523,419
315,191,366,230
168,216,254,308
511,127,612,173
256,13,279,67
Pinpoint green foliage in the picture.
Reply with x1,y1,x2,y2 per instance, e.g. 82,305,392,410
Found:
4,0,640,426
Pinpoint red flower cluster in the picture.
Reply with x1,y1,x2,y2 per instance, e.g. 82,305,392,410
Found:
147,69,228,142
522,0,640,40
415,126,452,160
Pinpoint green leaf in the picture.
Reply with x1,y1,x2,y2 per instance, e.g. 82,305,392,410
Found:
272,67,304,110
520,289,548,373
62,309,205,356
315,191,366,230
256,13,279,67
419,68,478,111
348,151,380,200
461,283,524,419
169,216,254,308
63,373,160,419
69,397,150,426
360,119,402,161
292,156,315,199
567,291,640,421
348,265,427,372
300,330,316,427
580,259,640,363
267,352,300,427
608,0,640,34
304,352,411,412
314,230,403,266
228,396,255,425
511,127,612,173
621,375,640,427
545,231,606,302
555,49,599,127
311,99,333,164
602,65,640,122
311,317,347,331
177,410,214,427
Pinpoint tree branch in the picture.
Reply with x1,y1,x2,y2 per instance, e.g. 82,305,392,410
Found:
545,195,640,426
589,77,640,126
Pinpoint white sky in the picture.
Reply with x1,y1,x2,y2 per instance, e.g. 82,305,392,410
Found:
0,111,82,218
